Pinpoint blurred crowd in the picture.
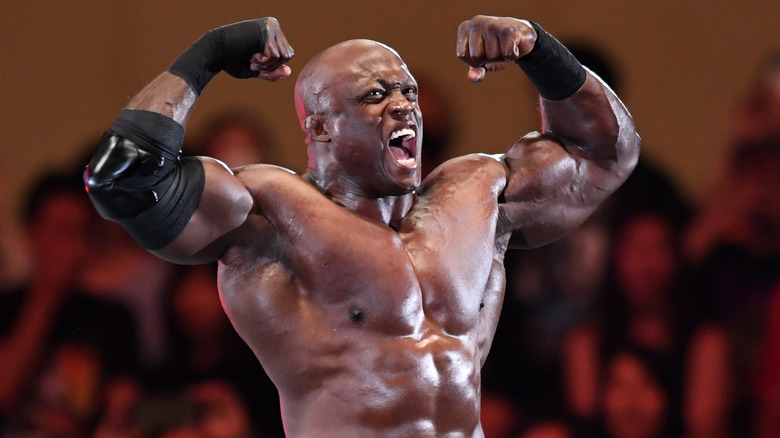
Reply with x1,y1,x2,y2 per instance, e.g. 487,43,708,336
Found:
1,48,779,438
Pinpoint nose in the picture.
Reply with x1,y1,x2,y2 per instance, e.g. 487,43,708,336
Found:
388,93,415,120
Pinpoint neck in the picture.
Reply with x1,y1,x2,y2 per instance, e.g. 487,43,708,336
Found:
304,171,414,229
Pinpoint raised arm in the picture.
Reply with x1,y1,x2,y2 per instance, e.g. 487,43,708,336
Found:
457,16,640,248
84,18,293,263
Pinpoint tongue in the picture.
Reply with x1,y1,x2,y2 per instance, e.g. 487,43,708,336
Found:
390,146,411,161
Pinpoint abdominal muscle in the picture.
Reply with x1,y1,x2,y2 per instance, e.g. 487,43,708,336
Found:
276,323,485,438
218,259,488,438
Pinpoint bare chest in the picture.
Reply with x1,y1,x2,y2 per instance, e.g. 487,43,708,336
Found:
226,157,507,339
283,200,499,339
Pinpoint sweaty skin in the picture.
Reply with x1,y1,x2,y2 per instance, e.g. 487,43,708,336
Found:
109,16,639,438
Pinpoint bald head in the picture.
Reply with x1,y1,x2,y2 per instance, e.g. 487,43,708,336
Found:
294,40,411,128
292,39,422,194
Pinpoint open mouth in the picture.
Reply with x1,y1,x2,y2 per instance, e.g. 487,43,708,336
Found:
388,127,417,168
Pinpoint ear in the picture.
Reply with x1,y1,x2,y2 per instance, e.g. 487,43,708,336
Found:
305,115,330,142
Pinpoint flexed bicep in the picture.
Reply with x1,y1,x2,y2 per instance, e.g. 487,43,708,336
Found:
153,157,254,264
455,17,639,250
498,132,615,249
499,70,640,249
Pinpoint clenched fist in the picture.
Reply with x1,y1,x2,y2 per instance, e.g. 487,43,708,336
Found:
456,15,537,83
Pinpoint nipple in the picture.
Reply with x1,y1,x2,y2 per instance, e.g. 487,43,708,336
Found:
348,305,364,323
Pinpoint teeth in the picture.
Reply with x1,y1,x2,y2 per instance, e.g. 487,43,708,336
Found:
390,128,416,142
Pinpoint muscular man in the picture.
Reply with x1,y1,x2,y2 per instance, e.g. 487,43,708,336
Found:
84,15,639,437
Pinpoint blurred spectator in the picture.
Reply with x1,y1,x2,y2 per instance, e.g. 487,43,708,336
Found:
192,110,270,169
686,132,780,263
730,51,780,145
687,51,780,262
143,263,283,438
0,172,138,436
563,205,731,438
682,52,780,435
685,118,780,436
78,217,174,371
595,346,678,438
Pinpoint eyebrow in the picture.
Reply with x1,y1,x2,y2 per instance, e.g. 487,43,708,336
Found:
376,79,417,89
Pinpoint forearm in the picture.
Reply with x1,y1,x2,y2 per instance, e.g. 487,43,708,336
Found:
540,72,639,170
126,72,198,126
129,17,274,124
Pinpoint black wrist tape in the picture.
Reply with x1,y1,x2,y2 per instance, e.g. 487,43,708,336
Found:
85,109,205,250
168,18,269,95
516,22,587,101
168,34,221,95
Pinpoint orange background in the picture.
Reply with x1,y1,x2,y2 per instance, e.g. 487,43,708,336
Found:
1,0,778,220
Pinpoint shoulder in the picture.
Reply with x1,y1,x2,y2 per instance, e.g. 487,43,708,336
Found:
232,163,301,186
232,164,320,206
429,153,506,174
420,153,507,195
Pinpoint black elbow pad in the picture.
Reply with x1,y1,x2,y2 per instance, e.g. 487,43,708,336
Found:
84,110,205,250
85,131,175,220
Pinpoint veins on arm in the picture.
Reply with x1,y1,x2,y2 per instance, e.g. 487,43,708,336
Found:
126,72,199,126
